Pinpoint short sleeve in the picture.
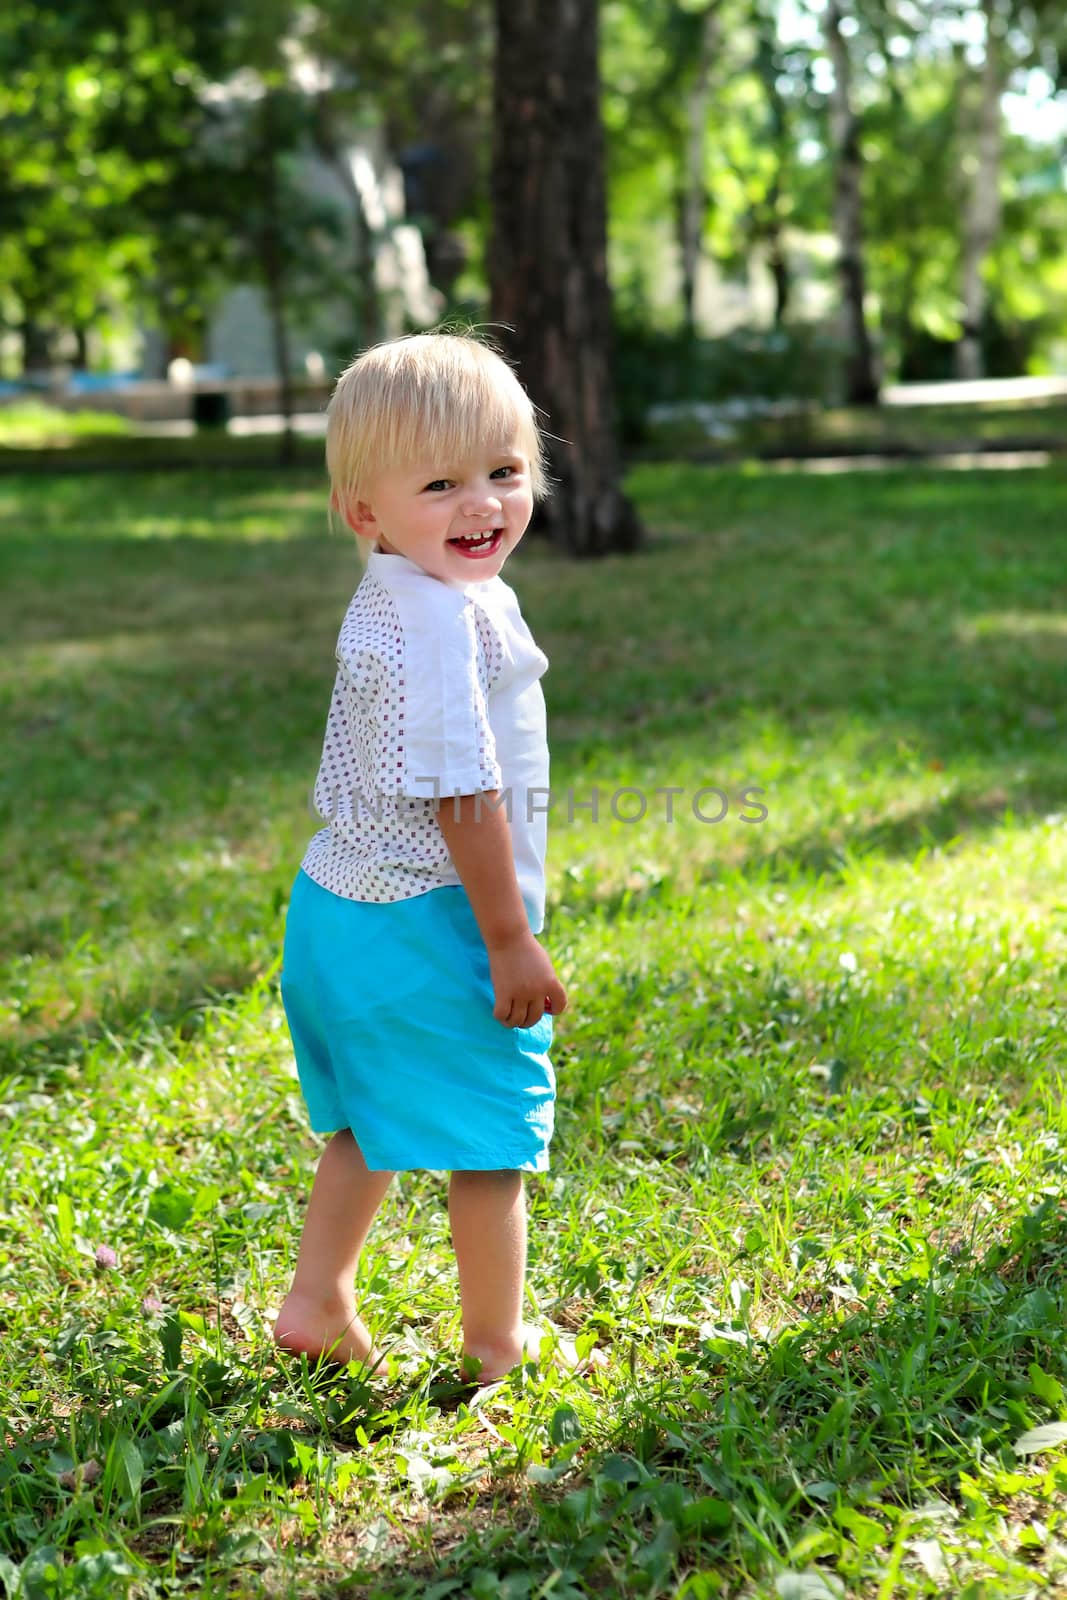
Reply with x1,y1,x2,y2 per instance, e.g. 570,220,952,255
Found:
395,597,503,801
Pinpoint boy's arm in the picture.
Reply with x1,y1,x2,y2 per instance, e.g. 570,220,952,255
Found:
436,792,567,1027
435,793,530,949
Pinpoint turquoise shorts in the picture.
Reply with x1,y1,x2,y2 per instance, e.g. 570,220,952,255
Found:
279,870,556,1172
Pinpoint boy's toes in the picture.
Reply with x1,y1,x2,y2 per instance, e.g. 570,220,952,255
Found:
461,1323,606,1384
549,1333,608,1376
272,1298,388,1376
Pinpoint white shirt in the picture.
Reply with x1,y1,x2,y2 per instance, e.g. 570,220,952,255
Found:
300,549,551,933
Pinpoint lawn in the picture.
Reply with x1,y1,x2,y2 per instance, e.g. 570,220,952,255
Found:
3,393,1066,473
3,459,1067,1598
640,398,1067,462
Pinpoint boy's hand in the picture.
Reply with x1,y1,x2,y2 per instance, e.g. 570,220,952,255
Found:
486,931,568,1029
433,792,567,1027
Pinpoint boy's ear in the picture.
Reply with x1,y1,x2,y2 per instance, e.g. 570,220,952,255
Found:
334,491,377,539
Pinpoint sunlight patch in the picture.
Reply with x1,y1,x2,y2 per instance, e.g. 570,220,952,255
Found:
957,610,1067,640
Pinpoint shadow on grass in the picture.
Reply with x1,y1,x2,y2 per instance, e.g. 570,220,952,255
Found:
10,933,1066,1594
18,1207,1065,1598
323,1197,1067,1597
594,1198,1067,1589
237,1199,1067,1598
745,779,1064,886
0,957,280,1085
544,771,1063,928
3,461,1067,1051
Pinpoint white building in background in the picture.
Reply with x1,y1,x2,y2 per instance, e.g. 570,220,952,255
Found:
140,123,441,382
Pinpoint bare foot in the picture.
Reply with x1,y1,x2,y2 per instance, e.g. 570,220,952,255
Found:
461,1322,608,1384
273,1291,388,1377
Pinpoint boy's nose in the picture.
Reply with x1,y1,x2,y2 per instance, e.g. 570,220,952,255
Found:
462,487,502,516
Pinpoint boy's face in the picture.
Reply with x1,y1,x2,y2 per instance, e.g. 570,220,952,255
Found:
345,443,534,584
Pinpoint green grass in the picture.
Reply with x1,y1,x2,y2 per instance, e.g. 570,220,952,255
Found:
4,460,1067,1597
641,397,1067,461
811,397,1067,450
1,393,1064,473
0,401,133,448
0,425,323,472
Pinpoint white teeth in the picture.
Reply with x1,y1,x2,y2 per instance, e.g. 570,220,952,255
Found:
453,530,498,547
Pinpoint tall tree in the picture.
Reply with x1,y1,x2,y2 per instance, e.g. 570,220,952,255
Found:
825,0,879,404
488,0,643,558
306,0,496,338
956,0,1007,379
308,92,384,351
678,3,721,339
201,1,351,462
950,0,1067,378
750,0,799,327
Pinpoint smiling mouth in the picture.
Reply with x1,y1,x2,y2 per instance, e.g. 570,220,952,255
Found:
448,529,503,557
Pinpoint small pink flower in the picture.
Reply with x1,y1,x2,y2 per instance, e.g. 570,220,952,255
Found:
94,1245,117,1270
142,1295,163,1315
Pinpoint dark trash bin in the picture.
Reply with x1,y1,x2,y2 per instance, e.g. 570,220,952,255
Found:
192,389,230,429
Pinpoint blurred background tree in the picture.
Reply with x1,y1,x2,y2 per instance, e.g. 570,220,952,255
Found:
0,0,229,374
488,0,644,556
0,0,1064,445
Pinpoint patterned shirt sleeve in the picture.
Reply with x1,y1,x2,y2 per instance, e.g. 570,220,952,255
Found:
391,593,504,801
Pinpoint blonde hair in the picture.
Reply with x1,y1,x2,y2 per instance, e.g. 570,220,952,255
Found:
326,330,549,566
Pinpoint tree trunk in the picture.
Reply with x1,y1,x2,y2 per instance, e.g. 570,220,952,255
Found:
21,319,51,377
895,250,921,381
312,93,383,350
488,0,643,558
679,5,718,339
757,12,792,330
825,0,879,406
767,214,790,329
956,0,1005,381
263,259,296,466
260,93,297,467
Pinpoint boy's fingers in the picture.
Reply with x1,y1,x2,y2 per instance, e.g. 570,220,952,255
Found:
496,979,567,1027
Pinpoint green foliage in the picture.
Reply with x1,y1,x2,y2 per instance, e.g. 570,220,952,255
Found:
602,0,830,320
5,459,1067,1593
860,40,1067,380
2,0,1066,383
306,0,493,140
0,2,230,368
612,311,844,445
602,0,1067,380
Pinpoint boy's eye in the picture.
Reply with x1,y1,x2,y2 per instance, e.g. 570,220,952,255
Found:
422,465,520,492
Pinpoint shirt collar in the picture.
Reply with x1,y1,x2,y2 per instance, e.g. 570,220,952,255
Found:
367,548,491,594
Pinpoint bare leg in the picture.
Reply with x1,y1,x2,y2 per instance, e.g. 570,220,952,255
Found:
449,1169,610,1382
274,1129,394,1372
449,1170,528,1380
